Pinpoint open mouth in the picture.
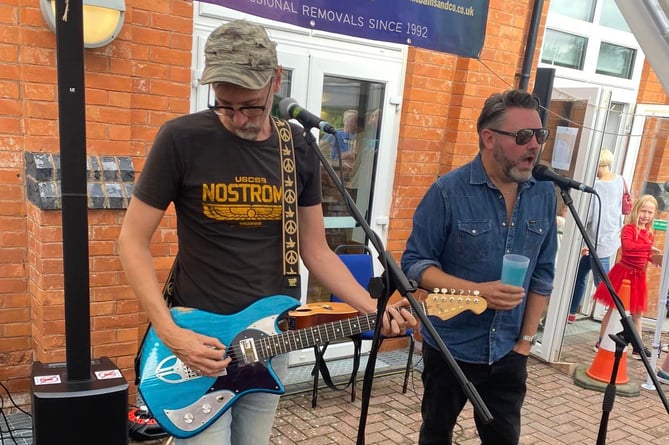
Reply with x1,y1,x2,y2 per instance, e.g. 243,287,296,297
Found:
519,155,536,168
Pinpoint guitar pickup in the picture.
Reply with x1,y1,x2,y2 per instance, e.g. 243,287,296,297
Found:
239,338,258,364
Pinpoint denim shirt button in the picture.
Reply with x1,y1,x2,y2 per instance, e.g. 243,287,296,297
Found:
472,229,477,234
510,222,515,227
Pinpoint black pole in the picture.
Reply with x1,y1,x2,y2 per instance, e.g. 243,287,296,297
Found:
519,0,545,90
54,0,91,380
31,3,128,442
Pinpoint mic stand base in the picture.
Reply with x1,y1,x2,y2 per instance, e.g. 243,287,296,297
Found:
573,364,640,397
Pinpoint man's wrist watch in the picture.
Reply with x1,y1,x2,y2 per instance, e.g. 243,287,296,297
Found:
521,335,537,345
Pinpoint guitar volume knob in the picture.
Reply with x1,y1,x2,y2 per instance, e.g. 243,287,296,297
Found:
202,403,212,414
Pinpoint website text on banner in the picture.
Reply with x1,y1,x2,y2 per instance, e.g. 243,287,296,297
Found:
201,0,488,57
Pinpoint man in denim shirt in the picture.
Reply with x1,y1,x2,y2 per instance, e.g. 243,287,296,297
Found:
401,89,557,445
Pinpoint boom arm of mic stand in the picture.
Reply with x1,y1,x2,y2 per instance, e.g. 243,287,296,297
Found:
301,128,493,426
559,187,668,412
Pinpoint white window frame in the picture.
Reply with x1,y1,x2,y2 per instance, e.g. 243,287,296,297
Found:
540,0,645,104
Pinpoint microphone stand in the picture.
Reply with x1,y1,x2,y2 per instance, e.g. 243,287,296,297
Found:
300,128,492,444
558,186,669,445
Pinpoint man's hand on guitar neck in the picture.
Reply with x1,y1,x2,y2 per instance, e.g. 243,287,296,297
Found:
378,299,417,337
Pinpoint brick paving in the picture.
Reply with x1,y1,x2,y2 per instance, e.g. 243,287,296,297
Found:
130,323,669,445
269,327,669,445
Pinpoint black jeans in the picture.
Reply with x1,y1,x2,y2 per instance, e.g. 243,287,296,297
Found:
419,343,528,445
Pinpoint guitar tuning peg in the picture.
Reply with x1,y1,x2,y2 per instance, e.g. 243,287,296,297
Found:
433,288,440,294
458,289,464,295
473,290,480,296
440,288,448,294
450,288,456,295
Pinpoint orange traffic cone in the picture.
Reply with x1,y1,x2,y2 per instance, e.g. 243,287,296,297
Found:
585,279,632,384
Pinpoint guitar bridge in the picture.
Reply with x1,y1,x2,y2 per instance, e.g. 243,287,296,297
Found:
164,389,235,433
239,338,258,364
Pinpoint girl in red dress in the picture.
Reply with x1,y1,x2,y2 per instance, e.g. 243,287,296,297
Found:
592,194,663,359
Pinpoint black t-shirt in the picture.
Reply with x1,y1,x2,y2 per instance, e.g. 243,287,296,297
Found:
133,110,321,314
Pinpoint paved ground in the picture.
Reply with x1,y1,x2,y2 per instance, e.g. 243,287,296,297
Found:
268,319,669,445
7,318,668,444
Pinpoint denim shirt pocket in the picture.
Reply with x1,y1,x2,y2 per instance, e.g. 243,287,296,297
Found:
456,221,492,261
523,218,549,257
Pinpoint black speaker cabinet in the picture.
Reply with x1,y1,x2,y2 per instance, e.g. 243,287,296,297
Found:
31,356,128,444
532,67,556,126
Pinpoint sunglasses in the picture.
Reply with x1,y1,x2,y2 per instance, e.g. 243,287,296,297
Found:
489,128,550,145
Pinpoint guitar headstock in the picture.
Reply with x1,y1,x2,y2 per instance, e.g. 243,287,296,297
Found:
424,288,487,321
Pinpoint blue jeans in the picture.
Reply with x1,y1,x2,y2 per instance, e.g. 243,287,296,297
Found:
175,354,288,445
419,343,528,445
569,254,611,315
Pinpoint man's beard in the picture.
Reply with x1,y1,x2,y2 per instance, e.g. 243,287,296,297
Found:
229,122,262,140
493,143,531,183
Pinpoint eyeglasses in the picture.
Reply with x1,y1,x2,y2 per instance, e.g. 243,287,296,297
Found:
208,79,273,118
489,128,550,145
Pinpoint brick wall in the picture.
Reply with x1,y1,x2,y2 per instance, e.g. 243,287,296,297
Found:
0,0,191,408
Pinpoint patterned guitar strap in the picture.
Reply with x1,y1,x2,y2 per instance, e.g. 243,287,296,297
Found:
271,115,301,299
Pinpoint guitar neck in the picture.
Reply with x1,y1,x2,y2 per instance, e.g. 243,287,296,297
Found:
257,301,427,359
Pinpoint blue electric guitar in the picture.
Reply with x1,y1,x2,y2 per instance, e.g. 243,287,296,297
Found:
138,290,486,438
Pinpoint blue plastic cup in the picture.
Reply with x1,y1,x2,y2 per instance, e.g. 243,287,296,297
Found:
501,254,530,286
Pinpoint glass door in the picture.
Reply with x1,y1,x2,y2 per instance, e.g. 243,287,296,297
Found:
535,86,611,362
286,50,404,364
282,48,404,307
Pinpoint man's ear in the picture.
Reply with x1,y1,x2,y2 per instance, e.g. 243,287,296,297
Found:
273,67,283,92
480,128,495,150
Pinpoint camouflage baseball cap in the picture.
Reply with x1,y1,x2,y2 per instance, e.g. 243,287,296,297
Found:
200,20,278,89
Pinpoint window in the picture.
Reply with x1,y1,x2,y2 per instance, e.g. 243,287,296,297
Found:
596,42,636,79
548,0,596,22
599,0,630,32
541,29,588,70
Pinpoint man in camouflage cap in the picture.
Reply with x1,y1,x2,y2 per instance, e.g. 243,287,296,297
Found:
119,18,416,445
200,19,278,89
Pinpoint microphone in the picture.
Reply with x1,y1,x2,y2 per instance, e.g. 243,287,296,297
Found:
532,164,596,193
278,98,336,135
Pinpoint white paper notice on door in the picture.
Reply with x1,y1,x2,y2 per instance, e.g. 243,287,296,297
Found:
551,126,579,171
